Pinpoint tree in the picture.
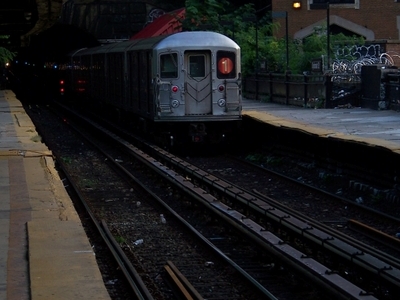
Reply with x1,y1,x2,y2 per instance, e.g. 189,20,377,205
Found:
182,1,365,75
241,23,365,75
183,0,268,76
183,0,248,32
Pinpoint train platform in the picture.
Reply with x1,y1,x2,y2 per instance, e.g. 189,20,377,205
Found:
0,90,110,299
242,98,400,154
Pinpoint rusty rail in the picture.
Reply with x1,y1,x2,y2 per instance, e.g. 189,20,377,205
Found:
164,261,203,300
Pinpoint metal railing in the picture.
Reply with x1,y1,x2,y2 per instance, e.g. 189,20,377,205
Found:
243,72,361,108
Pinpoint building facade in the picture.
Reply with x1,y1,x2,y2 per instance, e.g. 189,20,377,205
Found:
272,0,400,65
273,0,400,41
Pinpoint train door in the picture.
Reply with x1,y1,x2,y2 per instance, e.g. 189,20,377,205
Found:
184,51,212,115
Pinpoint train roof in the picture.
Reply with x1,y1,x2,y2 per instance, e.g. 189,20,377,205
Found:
69,31,239,58
154,31,240,51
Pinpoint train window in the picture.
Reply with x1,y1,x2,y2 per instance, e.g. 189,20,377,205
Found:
160,53,178,78
189,55,205,78
217,51,236,79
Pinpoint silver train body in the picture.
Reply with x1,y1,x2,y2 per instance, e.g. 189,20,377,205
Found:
66,31,242,144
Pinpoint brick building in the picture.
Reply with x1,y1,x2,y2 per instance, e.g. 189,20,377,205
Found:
272,0,400,65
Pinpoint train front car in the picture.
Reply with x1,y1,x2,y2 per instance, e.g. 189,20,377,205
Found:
65,32,242,148
151,31,242,146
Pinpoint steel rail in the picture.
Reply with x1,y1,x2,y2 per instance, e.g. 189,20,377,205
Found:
55,156,154,300
163,261,204,300
347,219,400,251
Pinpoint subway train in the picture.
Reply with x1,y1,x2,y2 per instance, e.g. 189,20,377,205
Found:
64,31,242,146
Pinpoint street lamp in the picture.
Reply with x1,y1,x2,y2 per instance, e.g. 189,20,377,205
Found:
292,1,301,9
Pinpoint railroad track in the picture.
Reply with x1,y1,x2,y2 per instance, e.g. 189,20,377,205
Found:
49,104,294,299
26,102,399,299
183,153,400,258
57,103,400,298
205,154,400,251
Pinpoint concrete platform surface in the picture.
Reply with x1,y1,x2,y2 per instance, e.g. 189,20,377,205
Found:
0,90,110,300
242,98,400,154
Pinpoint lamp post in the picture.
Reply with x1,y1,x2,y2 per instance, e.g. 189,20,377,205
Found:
243,15,259,99
326,2,330,71
272,11,289,72
285,12,289,72
255,18,259,100
251,5,272,100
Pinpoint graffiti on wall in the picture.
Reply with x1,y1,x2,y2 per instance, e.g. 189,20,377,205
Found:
332,44,400,76
143,8,165,28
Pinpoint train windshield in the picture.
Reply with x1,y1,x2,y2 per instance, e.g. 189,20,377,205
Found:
217,51,236,79
160,53,178,78
189,55,206,78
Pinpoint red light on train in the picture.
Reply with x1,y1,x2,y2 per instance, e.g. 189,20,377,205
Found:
60,80,65,95
218,85,225,92
171,85,179,93
218,57,233,74
193,135,202,143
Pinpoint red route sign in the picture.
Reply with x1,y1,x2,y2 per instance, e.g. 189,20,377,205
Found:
218,57,233,74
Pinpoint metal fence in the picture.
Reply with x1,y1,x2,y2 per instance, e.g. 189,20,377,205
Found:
243,72,361,109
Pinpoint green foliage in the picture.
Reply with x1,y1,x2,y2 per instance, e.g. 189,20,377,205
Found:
0,36,16,66
245,152,283,166
370,192,382,204
115,236,126,244
330,32,365,60
183,1,259,76
61,156,72,164
182,1,365,75
0,47,15,65
234,21,282,76
183,0,229,31
244,24,365,75
296,27,365,73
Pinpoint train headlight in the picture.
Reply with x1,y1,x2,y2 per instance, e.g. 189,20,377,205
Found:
217,98,226,107
171,99,180,108
171,85,179,93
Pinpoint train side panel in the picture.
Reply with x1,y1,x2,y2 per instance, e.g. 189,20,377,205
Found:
127,51,140,112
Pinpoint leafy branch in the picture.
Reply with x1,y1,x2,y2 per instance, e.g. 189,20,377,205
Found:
0,36,16,65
